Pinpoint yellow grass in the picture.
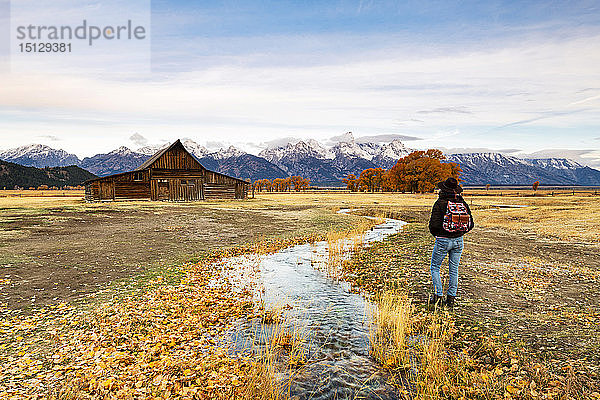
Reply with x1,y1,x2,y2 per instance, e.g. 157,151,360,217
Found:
368,292,413,370
368,292,498,399
3,190,598,243
474,196,600,243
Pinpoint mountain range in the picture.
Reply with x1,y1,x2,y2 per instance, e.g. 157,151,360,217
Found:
1,137,600,186
446,153,600,185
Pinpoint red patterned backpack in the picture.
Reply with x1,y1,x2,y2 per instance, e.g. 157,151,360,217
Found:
443,201,471,232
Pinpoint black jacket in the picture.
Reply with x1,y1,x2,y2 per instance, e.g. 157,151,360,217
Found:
428,190,474,238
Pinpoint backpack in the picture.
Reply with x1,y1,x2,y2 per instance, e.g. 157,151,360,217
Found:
443,201,471,232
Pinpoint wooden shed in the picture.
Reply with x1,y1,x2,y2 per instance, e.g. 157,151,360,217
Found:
84,140,249,201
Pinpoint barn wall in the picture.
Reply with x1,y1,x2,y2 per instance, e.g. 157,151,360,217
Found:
84,183,94,201
114,182,150,199
151,169,205,179
204,183,236,199
85,151,249,201
204,170,248,199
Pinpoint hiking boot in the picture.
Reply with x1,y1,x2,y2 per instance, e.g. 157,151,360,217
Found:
428,294,443,310
444,295,456,309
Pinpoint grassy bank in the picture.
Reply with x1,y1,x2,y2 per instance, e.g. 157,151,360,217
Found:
344,216,599,397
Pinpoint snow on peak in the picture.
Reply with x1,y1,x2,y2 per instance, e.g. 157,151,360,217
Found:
377,140,411,161
137,143,169,155
258,139,335,162
332,132,355,143
305,139,335,159
112,146,135,155
213,145,245,159
0,143,81,167
525,158,582,170
181,139,209,158
332,140,379,160
1,143,64,158
448,152,526,167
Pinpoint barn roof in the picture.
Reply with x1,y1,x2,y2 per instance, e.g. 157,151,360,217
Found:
135,139,195,171
83,139,250,184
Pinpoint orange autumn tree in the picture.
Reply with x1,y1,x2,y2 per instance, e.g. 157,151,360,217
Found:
342,174,359,192
253,177,307,192
290,176,310,191
272,178,291,192
358,168,385,192
387,149,461,193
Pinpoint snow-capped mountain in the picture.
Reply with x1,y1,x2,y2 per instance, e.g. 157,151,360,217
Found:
373,140,412,168
258,136,413,184
211,145,245,160
445,153,600,185
0,144,80,168
138,139,210,159
137,143,168,156
332,141,380,161
260,140,335,168
525,158,582,170
182,139,210,159
197,144,286,181
80,147,150,176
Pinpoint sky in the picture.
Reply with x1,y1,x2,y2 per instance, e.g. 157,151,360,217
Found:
1,0,600,167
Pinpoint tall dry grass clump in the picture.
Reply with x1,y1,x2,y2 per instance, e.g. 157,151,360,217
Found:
235,306,311,400
368,291,492,399
323,216,377,280
368,292,413,370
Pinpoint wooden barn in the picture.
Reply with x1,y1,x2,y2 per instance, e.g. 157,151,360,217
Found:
84,140,249,202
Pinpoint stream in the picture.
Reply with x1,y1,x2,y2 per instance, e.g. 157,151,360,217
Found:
217,211,407,399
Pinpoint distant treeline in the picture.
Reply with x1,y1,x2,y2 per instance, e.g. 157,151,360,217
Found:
0,160,96,189
252,176,310,192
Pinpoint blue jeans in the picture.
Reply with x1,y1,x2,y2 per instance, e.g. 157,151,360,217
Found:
430,236,463,297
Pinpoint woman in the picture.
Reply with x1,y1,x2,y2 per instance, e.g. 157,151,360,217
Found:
428,177,474,308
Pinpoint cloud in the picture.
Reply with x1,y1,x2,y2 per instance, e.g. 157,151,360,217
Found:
577,88,600,93
355,134,423,143
417,106,472,115
2,32,600,156
259,136,302,148
394,119,424,126
328,132,355,143
568,95,600,106
442,147,521,155
492,109,587,130
37,135,60,142
129,132,148,146
205,140,227,150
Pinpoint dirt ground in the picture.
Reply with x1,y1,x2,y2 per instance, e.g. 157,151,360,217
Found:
0,197,359,311
2,191,599,396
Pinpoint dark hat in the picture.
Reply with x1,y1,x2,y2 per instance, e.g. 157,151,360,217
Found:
437,177,463,193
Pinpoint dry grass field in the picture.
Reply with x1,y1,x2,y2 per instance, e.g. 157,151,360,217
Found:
0,192,374,310
1,189,599,397
1,190,598,309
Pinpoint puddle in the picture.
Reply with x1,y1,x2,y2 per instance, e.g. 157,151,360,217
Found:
489,204,529,208
213,211,407,399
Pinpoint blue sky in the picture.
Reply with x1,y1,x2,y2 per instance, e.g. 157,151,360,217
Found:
1,0,600,166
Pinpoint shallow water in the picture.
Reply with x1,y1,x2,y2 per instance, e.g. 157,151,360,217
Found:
218,213,407,399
